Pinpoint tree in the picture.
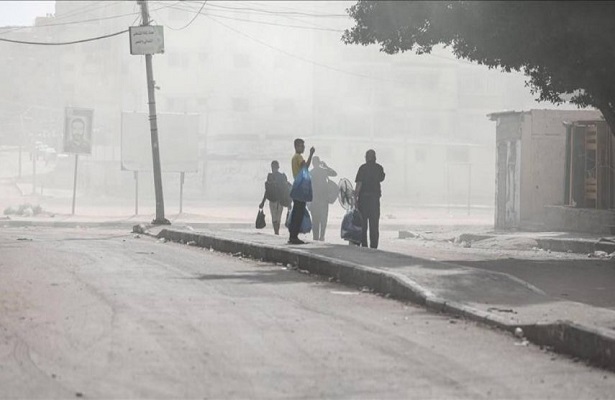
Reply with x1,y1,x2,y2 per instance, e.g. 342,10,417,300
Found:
343,1,615,133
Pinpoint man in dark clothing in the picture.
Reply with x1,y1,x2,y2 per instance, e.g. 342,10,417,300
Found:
354,149,385,249
259,160,290,235
309,156,337,241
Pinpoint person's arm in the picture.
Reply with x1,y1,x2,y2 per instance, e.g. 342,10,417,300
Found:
354,166,363,203
304,147,315,169
259,191,266,209
380,165,386,182
322,162,337,177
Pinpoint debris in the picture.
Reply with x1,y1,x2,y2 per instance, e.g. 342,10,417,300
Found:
461,241,472,248
209,248,214,252
186,241,197,246
514,327,524,338
399,230,423,239
514,339,529,346
185,226,195,231
231,252,242,257
589,250,610,258
133,234,141,239
16,237,32,241
488,307,517,314
158,238,167,243
132,224,147,234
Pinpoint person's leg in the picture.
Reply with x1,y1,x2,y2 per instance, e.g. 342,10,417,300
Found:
289,201,306,241
369,197,380,249
310,205,321,241
269,201,277,234
271,202,283,235
320,204,329,241
358,199,369,247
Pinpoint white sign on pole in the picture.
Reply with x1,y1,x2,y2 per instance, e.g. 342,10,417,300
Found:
63,107,93,155
129,26,164,55
121,112,200,173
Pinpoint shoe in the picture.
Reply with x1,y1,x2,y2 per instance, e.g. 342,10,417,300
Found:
288,238,306,245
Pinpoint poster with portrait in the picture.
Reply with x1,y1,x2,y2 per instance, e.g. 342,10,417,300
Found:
63,107,93,154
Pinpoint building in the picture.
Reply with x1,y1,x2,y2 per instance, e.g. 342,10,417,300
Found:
488,109,602,230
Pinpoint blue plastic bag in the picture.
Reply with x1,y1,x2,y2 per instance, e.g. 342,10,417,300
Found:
341,209,363,244
290,167,313,202
285,206,312,234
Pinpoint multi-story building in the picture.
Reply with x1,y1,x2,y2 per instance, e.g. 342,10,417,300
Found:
0,1,571,207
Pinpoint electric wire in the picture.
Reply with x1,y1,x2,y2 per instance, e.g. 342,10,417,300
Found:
0,29,128,46
160,2,344,32
204,15,415,86
182,1,348,18
164,1,207,31
0,1,119,35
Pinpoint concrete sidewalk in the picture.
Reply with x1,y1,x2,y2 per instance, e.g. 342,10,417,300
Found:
145,225,615,371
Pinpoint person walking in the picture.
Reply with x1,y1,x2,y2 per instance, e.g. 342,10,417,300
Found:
354,149,385,249
289,138,315,245
308,156,337,241
259,160,290,235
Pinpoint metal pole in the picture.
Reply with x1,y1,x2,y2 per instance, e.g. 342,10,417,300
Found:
467,163,472,216
138,0,169,225
134,171,139,215
71,154,78,215
179,172,184,214
32,148,36,195
446,163,450,215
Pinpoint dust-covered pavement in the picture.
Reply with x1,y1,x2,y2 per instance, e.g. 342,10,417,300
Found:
1,226,615,399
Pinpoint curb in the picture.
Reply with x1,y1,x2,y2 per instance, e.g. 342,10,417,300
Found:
153,226,615,372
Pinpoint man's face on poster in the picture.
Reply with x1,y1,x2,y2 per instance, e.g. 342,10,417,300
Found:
71,119,85,140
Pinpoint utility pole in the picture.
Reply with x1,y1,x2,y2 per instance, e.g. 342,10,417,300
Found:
137,0,169,225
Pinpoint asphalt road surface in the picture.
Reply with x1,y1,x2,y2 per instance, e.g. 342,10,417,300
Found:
1,227,614,399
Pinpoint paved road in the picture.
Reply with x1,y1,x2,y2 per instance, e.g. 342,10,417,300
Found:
1,227,614,398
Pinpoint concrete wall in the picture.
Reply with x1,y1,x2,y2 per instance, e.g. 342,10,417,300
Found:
521,110,602,223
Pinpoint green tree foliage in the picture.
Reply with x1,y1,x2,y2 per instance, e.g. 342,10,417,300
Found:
343,1,615,131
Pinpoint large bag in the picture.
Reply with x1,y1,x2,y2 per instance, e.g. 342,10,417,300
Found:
264,181,278,202
341,209,363,244
290,167,313,202
326,179,339,204
285,206,312,234
278,179,292,208
255,208,266,229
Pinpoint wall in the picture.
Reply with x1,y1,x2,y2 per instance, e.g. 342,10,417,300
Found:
521,110,602,223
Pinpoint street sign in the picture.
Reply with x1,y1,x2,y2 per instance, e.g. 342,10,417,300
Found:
63,107,93,155
129,26,164,55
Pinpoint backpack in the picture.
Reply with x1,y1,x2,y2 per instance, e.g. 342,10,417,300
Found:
265,173,292,207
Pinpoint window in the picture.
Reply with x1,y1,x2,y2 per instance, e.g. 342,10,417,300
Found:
168,52,189,68
447,146,469,163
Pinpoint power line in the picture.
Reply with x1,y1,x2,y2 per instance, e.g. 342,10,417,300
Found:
164,1,207,31
204,15,418,86
0,1,118,35
163,3,344,32
0,29,128,46
0,2,183,37
180,1,349,18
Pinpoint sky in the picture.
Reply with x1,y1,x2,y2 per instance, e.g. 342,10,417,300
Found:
0,1,56,27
